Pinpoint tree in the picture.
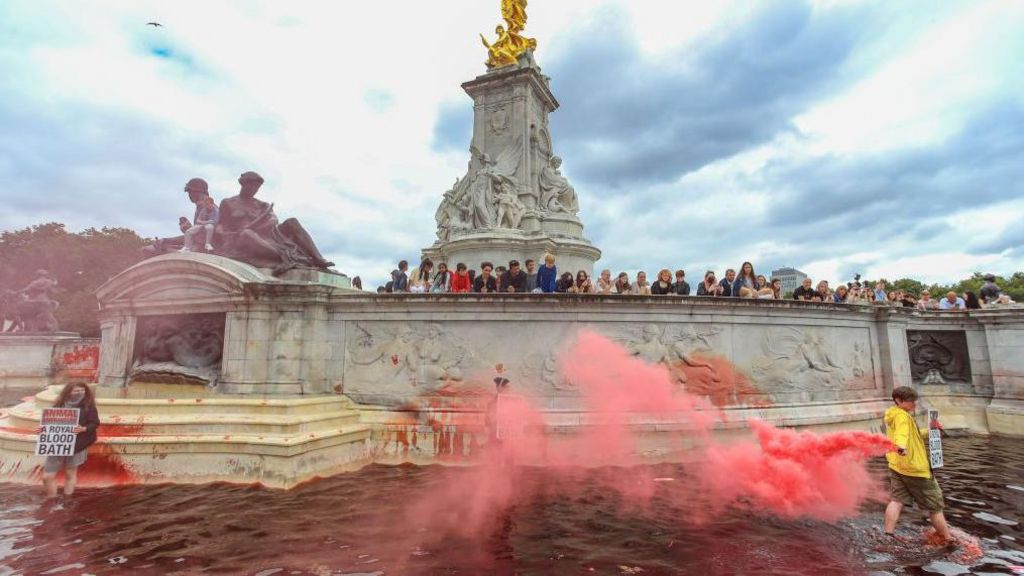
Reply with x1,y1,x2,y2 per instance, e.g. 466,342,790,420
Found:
891,278,925,294
0,223,147,336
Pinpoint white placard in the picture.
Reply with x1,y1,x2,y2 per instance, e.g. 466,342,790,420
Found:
927,409,943,469
35,407,80,457
493,393,528,441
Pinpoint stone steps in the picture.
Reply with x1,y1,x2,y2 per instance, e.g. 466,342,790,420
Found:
4,403,361,435
0,387,373,488
0,420,370,456
34,386,356,416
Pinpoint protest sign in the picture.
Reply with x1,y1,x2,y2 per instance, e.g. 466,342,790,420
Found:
35,407,80,457
927,409,944,469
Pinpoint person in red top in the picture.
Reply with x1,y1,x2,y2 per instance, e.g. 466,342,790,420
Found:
451,262,472,293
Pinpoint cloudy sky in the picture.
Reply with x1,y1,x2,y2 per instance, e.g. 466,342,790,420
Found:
1,0,1022,287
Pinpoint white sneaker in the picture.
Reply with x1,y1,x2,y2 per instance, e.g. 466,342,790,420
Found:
204,243,214,251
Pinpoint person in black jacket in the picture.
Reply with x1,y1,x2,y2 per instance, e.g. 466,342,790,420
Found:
473,262,498,293
39,383,100,498
555,272,575,293
651,269,675,295
673,269,691,295
501,260,528,293
719,268,736,297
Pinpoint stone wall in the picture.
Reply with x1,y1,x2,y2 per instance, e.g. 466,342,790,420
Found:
0,334,99,401
88,254,1024,437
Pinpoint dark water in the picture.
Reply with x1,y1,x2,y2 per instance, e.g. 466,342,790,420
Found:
0,436,1021,576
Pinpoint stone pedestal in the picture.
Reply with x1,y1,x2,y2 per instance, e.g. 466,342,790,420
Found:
94,252,353,395
0,333,94,396
425,54,601,274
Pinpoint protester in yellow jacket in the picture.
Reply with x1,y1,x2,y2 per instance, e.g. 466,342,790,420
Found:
883,386,952,543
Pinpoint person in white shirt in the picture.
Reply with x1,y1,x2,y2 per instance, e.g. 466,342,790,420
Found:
938,291,966,311
916,291,937,311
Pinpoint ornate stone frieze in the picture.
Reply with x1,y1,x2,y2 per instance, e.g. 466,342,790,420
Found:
748,327,874,392
132,313,225,386
907,330,971,384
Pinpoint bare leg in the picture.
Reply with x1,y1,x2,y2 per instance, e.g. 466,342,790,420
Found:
43,472,58,498
202,224,215,248
884,500,903,534
929,510,952,541
63,467,78,496
238,230,286,265
183,227,200,251
278,218,333,267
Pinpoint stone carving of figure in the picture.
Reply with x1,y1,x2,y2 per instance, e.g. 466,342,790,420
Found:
627,325,720,387
628,325,674,366
467,157,498,229
751,328,846,391
138,315,223,369
538,156,579,215
435,183,472,241
348,323,466,393
495,183,526,229
461,142,524,231
215,171,335,275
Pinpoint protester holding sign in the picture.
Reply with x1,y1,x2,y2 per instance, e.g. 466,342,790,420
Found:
36,383,100,498
883,386,952,544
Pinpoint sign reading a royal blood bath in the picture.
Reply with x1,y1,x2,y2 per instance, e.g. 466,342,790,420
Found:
35,408,79,457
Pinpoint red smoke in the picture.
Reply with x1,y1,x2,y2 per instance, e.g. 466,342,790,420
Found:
703,420,893,521
399,330,894,549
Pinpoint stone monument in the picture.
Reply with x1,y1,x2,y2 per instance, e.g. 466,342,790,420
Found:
1,269,61,333
423,0,601,275
142,173,348,285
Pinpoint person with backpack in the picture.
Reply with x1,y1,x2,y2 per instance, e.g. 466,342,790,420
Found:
387,260,409,293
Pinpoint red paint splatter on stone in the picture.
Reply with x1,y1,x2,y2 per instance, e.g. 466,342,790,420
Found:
77,450,135,485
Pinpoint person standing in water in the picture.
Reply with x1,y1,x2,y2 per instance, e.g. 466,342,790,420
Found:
38,382,100,499
883,386,952,543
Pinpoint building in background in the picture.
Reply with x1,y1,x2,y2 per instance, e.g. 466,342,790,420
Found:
771,266,808,296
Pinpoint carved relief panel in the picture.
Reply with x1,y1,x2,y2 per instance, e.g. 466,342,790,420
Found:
131,313,225,386
906,330,971,384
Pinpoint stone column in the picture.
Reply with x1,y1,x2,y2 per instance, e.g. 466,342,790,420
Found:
97,315,136,388
873,309,911,393
976,309,1024,436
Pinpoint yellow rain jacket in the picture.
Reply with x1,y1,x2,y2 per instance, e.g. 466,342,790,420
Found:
884,406,931,478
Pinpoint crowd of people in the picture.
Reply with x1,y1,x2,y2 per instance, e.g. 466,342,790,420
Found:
379,256,1016,310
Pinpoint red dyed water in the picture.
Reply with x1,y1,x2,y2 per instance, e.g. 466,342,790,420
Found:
1,437,1020,575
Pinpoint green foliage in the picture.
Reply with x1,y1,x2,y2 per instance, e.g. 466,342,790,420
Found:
850,274,1023,302
927,272,1024,303
0,223,147,336
890,278,925,294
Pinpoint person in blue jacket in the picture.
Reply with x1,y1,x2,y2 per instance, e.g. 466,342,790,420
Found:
537,253,558,293
732,261,758,297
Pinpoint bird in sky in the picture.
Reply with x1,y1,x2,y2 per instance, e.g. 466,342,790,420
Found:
146,22,162,28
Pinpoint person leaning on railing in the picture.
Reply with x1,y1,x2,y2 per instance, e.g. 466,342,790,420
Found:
613,272,631,294
651,269,674,295
697,271,724,296
450,263,472,293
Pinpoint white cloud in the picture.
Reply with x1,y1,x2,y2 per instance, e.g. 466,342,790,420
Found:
0,0,1022,288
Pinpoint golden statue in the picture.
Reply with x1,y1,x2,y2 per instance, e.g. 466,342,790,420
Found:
481,0,537,69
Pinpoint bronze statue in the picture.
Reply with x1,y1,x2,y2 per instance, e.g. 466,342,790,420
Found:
143,178,210,257
481,0,536,68
1,269,60,332
215,171,334,275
